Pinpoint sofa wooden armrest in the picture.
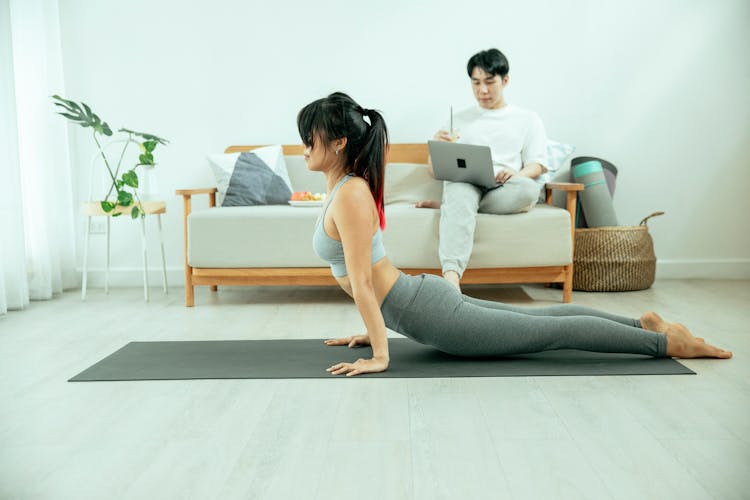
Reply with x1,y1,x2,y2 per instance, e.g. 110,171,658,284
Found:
176,187,218,196
544,182,583,193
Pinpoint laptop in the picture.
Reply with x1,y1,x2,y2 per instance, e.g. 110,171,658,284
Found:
428,141,499,189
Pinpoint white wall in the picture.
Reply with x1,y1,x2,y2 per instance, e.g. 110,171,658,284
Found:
58,0,750,285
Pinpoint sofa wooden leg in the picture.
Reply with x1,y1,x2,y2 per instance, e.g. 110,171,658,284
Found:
184,267,195,307
562,266,573,303
562,284,572,303
210,285,217,292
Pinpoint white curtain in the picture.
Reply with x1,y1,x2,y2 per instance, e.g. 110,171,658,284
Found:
0,0,76,315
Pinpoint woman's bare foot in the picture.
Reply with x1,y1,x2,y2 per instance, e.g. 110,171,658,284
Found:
641,312,704,341
640,311,668,333
641,311,669,333
443,271,461,292
416,200,441,209
665,323,732,359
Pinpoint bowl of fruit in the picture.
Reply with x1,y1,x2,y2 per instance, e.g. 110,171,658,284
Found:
289,191,326,207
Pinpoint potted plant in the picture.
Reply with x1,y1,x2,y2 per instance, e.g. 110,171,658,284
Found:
52,95,168,219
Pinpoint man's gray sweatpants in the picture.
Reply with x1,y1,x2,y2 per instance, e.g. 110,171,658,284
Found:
439,177,540,277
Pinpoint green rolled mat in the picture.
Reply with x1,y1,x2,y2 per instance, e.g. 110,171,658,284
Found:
572,160,618,227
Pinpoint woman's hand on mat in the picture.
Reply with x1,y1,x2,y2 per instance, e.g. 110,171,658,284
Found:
324,335,371,348
495,168,516,185
326,356,389,377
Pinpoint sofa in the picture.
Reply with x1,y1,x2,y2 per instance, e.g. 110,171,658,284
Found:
176,144,582,306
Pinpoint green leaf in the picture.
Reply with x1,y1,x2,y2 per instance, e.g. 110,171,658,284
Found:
119,128,169,145
100,201,116,212
112,211,123,217
143,140,157,153
139,152,154,165
81,102,93,120
52,95,78,112
122,170,139,188
57,112,82,122
131,206,140,219
51,95,111,135
117,190,133,206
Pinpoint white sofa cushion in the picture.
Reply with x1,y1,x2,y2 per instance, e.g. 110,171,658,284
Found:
383,204,571,269
384,163,442,205
188,203,571,268
188,205,323,268
287,157,444,205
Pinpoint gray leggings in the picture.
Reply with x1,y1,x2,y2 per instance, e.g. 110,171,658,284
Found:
380,273,668,357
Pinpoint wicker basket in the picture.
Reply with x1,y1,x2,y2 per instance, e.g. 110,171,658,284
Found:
572,211,664,292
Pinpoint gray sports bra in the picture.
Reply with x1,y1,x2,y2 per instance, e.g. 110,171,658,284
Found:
312,174,386,277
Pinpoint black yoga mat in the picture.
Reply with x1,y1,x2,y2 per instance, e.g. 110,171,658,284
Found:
69,339,694,381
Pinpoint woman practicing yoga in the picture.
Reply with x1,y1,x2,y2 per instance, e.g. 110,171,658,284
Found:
298,92,732,377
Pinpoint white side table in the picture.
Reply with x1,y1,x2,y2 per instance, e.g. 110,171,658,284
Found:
81,200,168,301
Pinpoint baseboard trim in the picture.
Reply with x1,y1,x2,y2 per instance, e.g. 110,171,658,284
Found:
76,260,750,287
656,259,750,279
77,267,186,288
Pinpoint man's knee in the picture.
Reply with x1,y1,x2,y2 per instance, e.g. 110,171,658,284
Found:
479,178,539,214
513,177,541,211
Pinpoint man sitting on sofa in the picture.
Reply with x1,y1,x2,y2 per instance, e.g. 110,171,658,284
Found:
417,48,549,291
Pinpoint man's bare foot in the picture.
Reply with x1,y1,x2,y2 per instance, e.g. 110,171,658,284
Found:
416,200,441,209
665,323,732,359
443,271,461,292
641,312,704,341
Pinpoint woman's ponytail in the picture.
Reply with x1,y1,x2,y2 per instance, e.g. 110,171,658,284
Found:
354,108,389,229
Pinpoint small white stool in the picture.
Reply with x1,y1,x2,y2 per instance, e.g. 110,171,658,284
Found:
81,201,168,301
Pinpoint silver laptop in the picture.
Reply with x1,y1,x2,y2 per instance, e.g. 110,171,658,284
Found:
428,141,498,189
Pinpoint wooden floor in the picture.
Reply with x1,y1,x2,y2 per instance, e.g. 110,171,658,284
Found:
1,280,748,500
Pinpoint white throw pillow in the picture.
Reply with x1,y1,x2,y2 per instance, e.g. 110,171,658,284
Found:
207,145,292,205
546,140,576,172
535,139,575,187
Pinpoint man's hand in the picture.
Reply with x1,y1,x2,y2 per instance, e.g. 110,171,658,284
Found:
324,335,371,348
326,356,389,377
495,167,517,184
433,129,459,142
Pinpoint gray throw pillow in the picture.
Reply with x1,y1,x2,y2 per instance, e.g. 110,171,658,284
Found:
222,152,293,207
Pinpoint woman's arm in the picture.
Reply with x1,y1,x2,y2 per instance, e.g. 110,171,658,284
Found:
326,178,389,376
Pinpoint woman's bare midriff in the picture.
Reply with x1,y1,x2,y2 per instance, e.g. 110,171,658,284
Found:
334,257,402,306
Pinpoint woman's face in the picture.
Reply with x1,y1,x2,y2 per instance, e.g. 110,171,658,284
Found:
303,133,344,172
303,134,332,172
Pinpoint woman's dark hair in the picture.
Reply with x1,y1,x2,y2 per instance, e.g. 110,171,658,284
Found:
466,48,509,78
297,92,389,229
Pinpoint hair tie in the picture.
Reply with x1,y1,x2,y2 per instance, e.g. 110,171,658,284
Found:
361,107,372,126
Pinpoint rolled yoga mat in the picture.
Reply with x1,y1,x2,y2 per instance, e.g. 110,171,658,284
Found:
570,156,618,228
69,339,694,381
572,159,619,228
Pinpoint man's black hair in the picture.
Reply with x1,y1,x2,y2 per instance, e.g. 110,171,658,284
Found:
466,48,509,78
